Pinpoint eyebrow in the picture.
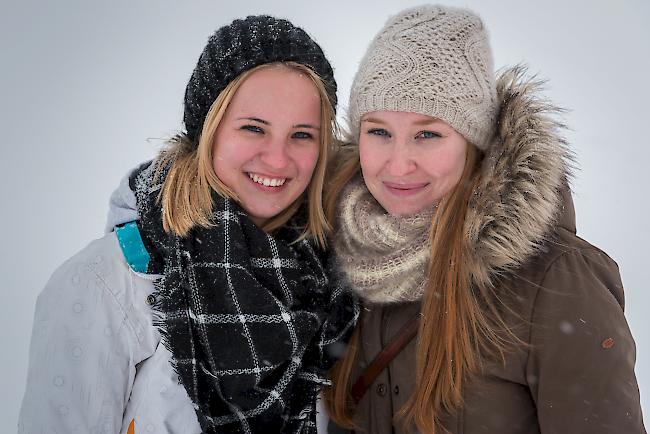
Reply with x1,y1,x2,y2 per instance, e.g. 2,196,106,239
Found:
412,118,441,126
361,117,442,126
361,117,385,124
294,123,320,130
237,117,320,130
238,117,269,125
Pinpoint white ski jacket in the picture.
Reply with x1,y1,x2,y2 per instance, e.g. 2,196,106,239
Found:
18,172,330,434
18,225,203,434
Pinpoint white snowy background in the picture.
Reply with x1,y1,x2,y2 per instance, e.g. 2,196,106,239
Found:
1,0,648,430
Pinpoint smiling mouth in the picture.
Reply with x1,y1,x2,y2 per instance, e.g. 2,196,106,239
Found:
383,181,429,196
247,172,288,187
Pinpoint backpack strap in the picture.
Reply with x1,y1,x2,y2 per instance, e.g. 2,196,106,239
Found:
350,313,420,404
115,221,150,273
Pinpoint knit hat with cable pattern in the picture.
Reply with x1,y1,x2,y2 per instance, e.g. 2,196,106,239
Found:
348,5,497,150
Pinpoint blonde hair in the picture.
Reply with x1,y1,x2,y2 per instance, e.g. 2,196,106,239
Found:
155,62,336,247
323,141,514,433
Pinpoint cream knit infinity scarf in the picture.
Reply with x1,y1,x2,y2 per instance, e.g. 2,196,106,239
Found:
334,177,435,304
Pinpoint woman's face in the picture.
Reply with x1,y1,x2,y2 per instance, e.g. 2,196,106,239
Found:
359,111,468,216
212,65,321,226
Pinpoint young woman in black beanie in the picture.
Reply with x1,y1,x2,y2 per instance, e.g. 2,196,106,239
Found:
19,15,357,434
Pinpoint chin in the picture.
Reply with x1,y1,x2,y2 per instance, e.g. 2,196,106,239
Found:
384,203,426,217
390,209,416,217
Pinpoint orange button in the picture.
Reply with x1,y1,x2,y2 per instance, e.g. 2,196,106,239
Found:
601,337,615,349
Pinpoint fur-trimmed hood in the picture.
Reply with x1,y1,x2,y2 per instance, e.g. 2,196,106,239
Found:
466,65,573,289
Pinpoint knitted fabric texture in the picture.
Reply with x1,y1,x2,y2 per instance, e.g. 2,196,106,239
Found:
130,161,358,433
348,5,497,150
333,177,434,303
184,15,337,143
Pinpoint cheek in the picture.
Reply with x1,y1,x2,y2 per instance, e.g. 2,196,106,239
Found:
426,146,466,184
448,145,468,179
211,141,225,177
434,154,461,176
211,134,252,180
295,144,321,177
212,141,234,179
435,137,467,170
359,141,381,178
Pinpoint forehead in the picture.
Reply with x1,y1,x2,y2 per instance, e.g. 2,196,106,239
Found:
237,66,318,99
225,65,321,121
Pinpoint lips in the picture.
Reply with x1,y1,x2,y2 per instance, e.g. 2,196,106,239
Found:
383,181,429,197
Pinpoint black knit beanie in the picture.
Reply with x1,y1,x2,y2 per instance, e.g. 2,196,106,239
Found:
183,15,338,144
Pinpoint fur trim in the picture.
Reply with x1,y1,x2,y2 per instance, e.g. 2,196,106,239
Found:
465,65,574,289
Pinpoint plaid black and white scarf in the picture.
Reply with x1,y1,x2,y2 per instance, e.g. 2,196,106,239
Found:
130,161,358,433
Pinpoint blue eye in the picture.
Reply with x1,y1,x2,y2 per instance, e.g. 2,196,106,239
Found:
241,125,264,134
415,130,442,139
367,128,390,137
292,131,314,140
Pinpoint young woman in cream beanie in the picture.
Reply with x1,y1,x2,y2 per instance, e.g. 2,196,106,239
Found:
323,5,645,433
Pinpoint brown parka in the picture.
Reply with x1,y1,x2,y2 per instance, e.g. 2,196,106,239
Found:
328,68,646,434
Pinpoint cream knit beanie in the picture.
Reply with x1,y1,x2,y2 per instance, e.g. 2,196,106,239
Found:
348,5,498,150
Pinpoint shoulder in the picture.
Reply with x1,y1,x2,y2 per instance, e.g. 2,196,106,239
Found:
496,228,627,353
48,232,129,283
502,228,632,357
45,233,143,303
508,228,623,309
37,232,160,353
19,233,161,433
42,233,125,306
550,230,623,305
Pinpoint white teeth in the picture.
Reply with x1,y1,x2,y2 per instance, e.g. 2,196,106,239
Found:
248,173,286,187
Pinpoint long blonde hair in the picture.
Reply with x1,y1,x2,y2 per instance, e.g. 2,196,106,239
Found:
154,62,336,247
323,141,513,433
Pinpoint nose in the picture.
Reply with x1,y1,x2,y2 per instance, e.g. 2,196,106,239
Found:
385,140,416,176
260,135,290,170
